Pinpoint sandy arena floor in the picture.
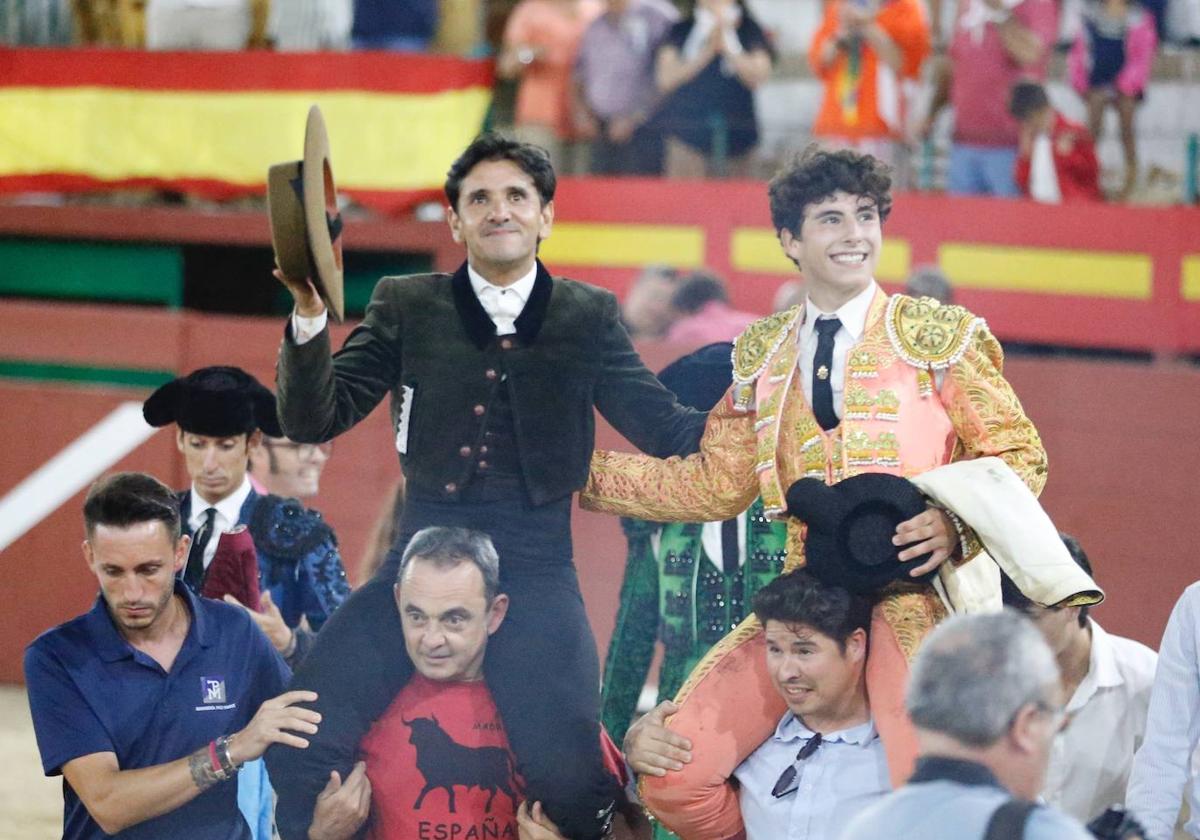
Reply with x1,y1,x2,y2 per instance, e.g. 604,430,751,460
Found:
0,684,61,839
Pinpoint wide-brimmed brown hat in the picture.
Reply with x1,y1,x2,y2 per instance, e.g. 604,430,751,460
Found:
268,105,345,322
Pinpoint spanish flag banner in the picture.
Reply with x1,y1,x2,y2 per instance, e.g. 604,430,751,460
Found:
0,48,493,213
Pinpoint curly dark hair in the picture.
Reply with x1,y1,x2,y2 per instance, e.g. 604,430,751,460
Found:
753,570,873,651
768,146,893,236
444,132,556,210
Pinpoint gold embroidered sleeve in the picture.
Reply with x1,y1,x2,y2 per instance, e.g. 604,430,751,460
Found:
943,324,1048,489
942,324,1048,558
581,392,760,522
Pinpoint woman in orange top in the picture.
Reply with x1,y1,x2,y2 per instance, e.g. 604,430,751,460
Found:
809,0,931,165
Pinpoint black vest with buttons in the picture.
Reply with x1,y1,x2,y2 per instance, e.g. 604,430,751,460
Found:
276,261,708,507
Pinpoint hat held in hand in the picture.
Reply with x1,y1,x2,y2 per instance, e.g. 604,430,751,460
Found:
786,472,936,595
142,366,282,438
201,527,261,609
268,104,345,322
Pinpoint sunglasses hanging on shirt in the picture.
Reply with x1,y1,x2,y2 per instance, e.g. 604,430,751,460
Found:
771,732,823,798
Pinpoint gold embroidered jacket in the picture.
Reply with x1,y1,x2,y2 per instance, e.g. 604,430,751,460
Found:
582,291,1047,572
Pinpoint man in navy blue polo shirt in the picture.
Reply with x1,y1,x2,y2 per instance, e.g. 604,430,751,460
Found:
24,471,321,839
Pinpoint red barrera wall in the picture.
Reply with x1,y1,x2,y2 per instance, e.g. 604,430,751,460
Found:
1,301,1198,685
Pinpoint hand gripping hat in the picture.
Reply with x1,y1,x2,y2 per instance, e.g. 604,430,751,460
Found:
785,472,936,595
142,366,283,438
267,104,345,322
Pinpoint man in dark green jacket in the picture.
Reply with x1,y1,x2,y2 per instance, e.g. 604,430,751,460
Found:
265,133,705,840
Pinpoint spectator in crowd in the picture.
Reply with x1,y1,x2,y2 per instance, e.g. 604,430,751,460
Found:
305,526,647,840
624,570,889,839
840,611,1095,840
1002,534,1157,825
809,0,931,167
249,436,332,500
664,270,759,344
142,366,350,667
654,0,774,178
904,263,954,303
499,0,604,174
144,0,267,49
23,471,317,840
1,0,73,44
1009,80,1103,203
928,0,1058,196
1068,0,1158,200
350,0,436,50
1127,581,1200,838
267,0,352,50
572,0,679,175
621,264,680,339
601,343,786,758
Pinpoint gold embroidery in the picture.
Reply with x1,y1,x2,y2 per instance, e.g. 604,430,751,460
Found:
875,431,900,467
848,348,879,379
845,429,873,466
916,368,933,398
732,307,802,385
886,294,983,370
943,323,1048,497
879,588,948,662
874,389,900,422
844,382,874,420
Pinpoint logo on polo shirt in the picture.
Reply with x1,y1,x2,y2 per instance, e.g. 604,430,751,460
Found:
196,676,236,711
201,677,226,704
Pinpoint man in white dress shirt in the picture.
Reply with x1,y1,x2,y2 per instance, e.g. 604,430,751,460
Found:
1128,581,1200,839
1003,533,1158,826
624,569,890,839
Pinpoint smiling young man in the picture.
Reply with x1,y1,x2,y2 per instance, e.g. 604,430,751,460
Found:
267,134,705,840
581,146,1047,838
625,571,888,839
23,472,318,840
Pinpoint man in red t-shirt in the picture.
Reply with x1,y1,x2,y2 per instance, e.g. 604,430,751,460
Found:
306,527,643,840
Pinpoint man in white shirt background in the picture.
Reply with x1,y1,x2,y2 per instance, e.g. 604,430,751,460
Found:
1002,532,1158,827
1128,581,1200,839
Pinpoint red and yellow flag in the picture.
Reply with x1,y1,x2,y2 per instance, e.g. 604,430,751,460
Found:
0,48,493,213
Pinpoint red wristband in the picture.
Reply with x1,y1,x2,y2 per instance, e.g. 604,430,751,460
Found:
208,740,222,774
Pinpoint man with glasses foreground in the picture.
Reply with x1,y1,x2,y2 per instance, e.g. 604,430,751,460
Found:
250,436,333,501
624,569,889,838
841,611,1095,840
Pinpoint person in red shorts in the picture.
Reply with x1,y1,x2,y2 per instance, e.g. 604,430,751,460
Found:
305,526,645,840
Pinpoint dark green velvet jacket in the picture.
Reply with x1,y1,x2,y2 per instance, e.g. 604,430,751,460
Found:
276,261,706,505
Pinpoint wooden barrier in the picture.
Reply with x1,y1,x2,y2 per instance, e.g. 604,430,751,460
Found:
1,301,1198,684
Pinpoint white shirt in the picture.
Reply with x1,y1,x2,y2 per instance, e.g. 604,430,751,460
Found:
1043,619,1158,824
467,263,536,336
291,263,537,343
1128,582,1200,839
796,281,878,417
733,714,889,840
186,476,253,570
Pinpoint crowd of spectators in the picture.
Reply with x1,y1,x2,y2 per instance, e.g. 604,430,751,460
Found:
2,0,1197,200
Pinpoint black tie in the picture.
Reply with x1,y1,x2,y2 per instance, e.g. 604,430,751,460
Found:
183,508,216,591
812,317,842,431
720,518,740,576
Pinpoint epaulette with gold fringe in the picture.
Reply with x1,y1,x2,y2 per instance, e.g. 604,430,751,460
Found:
729,306,802,411
885,294,985,370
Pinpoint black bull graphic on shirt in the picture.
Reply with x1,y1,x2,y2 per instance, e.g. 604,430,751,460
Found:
403,715,521,814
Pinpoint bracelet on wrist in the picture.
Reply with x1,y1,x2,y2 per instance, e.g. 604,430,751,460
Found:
216,734,240,776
